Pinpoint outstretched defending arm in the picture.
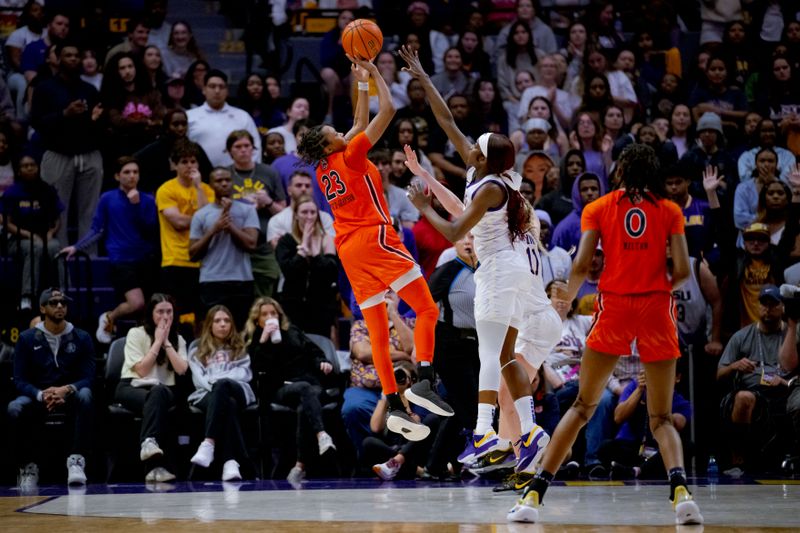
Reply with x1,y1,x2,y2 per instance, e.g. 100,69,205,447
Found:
398,46,472,167
404,144,464,217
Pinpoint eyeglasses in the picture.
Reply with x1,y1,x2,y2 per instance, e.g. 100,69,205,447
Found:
47,299,67,307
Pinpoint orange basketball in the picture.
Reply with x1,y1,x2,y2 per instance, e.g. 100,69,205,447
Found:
341,19,383,61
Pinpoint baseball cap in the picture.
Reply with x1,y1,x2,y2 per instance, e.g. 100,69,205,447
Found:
523,118,551,133
743,222,770,238
407,1,430,14
759,284,782,304
39,287,72,307
696,112,723,135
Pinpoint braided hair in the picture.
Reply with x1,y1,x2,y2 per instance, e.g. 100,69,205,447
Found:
481,133,534,242
616,143,665,204
296,125,329,166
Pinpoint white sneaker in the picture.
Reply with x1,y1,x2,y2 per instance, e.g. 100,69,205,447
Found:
146,466,176,482
96,312,113,344
221,459,242,481
318,432,336,455
287,465,305,489
18,462,39,494
191,440,215,468
672,486,704,525
140,437,164,461
20,296,32,311
66,454,87,485
372,458,402,481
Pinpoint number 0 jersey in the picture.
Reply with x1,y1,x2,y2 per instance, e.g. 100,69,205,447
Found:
581,189,685,295
315,132,390,243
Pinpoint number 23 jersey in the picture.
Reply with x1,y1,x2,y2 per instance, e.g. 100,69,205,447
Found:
315,132,390,243
581,189,684,295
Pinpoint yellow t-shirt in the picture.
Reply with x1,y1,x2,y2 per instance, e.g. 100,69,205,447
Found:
740,259,772,327
156,178,214,267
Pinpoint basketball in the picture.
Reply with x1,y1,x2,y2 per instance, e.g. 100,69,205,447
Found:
342,19,383,61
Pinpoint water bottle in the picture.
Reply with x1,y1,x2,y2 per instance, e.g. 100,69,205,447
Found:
707,455,719,478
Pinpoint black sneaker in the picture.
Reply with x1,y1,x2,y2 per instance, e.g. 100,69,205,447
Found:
492,471,535,492
610,461,637,480
386,410,430,441
558,460,580,480
404,379,454,417
587,463,609,480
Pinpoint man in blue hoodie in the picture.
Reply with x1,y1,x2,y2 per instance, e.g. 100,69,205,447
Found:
8,288,95,492
551,172,605,256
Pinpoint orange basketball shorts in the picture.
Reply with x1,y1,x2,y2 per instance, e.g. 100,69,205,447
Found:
336,224,421,306
586,291,681,363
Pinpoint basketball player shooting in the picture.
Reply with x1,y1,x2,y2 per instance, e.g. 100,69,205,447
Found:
296,54,453,442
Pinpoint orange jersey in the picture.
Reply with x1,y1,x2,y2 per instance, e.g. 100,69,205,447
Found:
316,132,391,243
581,190,684,295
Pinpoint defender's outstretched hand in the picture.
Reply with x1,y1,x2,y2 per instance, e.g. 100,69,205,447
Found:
398,45,428,80
406,178,431,211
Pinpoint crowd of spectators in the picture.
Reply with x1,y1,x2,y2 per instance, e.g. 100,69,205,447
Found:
3,0,800,489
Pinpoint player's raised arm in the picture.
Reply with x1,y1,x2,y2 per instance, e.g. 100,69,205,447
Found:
344,58,370,141
404,144,465,217
398,46,471,167
351,57,395,145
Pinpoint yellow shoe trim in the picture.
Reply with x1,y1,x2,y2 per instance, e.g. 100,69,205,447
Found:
522,426,540,447
520,489,540,508
671,486,692,509
474,430,497,447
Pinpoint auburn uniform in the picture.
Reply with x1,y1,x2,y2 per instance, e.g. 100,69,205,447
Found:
581,189,685,362
316,132,421,306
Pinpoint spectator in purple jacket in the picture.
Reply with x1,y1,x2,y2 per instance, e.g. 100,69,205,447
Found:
552,172,605,256
61,156,159,344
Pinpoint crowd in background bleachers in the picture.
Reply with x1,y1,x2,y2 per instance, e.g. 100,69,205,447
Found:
2,0,800,489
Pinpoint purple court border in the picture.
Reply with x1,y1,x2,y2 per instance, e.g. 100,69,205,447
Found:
4,475,790,503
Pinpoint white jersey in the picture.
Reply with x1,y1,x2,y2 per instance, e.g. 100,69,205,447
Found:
672,257,707,339
464,167,550,315
464,167,517,259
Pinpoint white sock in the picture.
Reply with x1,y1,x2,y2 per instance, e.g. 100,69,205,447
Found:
475,403,495,435
515,396,535,435
497,437,514,450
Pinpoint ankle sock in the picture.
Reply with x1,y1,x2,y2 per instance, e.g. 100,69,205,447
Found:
530,470,554,501
387,392,405,412
668,467,688,500
417,362,434,383
475,403,495,435
514,396,535,435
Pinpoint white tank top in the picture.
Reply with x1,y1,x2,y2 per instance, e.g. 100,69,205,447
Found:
672,257,707,338
464,167,550,313
516,232,553,312
464,167,517,260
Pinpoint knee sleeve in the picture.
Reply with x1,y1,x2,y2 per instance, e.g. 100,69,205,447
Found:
476,320,509,392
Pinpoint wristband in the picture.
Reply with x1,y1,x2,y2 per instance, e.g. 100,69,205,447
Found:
357,81,369,91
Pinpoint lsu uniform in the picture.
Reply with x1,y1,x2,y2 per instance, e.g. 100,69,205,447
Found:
316,132,420,307
464,168,561,368
582,190,684,362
